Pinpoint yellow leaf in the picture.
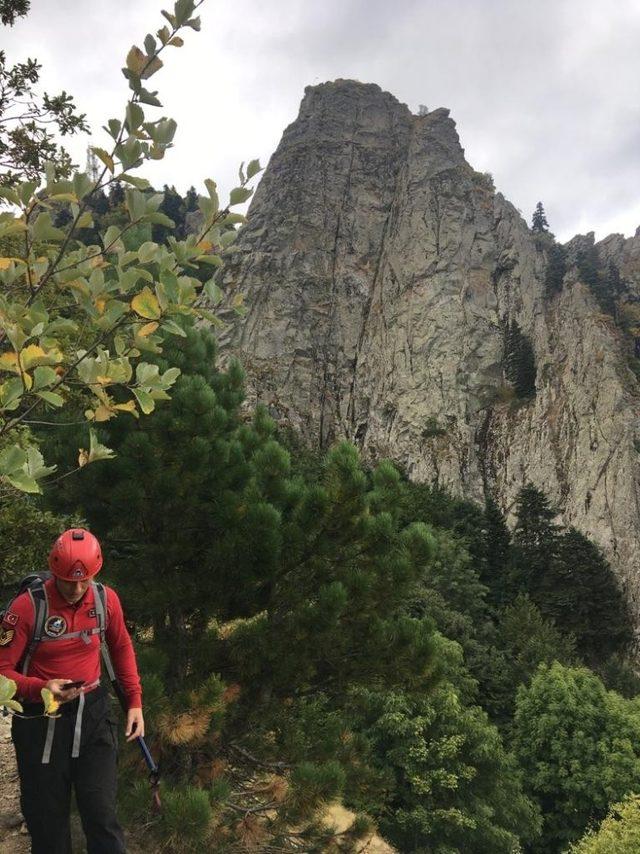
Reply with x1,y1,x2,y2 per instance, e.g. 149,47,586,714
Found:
139,321,159,337
96,298,106,314
41,687,60,716
113,400,138,417
20,344,63,371
196,240,213,251
0,257,26,269
93,405,115,422
131,286,161,320
0,351,19,373
95,375,112,386
78,448,90,467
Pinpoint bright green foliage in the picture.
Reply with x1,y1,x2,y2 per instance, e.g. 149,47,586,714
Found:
0,0,261,494
160,785,212,849
569,795,640,853
0,672,22,714
513,662,640,852
350,683,541,852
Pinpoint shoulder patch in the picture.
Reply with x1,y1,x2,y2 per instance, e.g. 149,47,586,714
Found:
2,611,19,627
0,627,15,646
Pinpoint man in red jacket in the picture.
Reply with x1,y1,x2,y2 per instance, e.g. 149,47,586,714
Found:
0,528,143,854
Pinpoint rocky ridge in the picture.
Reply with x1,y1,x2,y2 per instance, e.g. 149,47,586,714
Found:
220,79,640,628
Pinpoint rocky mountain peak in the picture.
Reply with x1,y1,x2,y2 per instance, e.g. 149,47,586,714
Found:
220,80,640,631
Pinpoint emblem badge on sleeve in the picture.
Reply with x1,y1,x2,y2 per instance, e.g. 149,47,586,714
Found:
0,627,15,646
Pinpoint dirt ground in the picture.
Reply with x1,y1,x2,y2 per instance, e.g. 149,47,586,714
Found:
0,715,29,854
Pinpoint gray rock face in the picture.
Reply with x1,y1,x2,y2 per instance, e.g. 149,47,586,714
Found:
220,79,640,629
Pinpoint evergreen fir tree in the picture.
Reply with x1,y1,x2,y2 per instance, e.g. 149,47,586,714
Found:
482,496,512,606
531,202,549,233
544,242,567,296
511,484,559,596
152,184,187,242
541,527,632,663
185,185,198,212
108,181,125,207
504,320,537,398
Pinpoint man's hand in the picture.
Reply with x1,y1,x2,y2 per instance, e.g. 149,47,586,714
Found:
44,679,83,704
125,707,145,742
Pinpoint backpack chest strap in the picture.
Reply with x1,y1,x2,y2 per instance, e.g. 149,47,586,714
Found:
39,627,103,644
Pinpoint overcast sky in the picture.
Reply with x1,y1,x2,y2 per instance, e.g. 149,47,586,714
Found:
4,0,639,242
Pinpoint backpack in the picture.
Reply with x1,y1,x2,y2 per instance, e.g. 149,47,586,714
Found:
0,572,117,683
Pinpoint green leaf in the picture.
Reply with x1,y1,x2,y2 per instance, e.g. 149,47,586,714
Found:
204,279,223,304
37,391,64,407
229,187,253,206
91,147,114,173
174,0,195,25
32,213,65,242
161,318,187,337
153,119,177,146
33,366,58,390
18,180,38,206
76,211,93,229
197,254,223,267
72,172,94,199
132,387,154,414
131,286,162,320
78,429,116,467
0,674,18,703
246,159,261,180
126,102,145,131
144,33,157,55
119,175,151,190
137,241,159,264
138,88,162,108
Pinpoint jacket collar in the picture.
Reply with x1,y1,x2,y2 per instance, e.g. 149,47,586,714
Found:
44,576,95,611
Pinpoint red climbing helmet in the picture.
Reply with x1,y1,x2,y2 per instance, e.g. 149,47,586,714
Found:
48,528,103,580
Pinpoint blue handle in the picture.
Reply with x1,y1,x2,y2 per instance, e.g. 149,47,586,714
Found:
136,735,159,775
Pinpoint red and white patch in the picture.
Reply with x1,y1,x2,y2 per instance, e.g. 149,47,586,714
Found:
2,611,19,627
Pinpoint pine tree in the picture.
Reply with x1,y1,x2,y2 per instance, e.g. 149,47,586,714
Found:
482,496,512,605
542,528,632,663
185,185,198,212
544,242,567,296
511,484,558,596
531,202,549,233
504,320,537,398
108,181,125,207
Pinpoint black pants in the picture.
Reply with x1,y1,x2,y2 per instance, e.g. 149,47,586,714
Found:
11,687,126,854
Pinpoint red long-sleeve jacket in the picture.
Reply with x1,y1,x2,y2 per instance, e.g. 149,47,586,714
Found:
0,578,142,709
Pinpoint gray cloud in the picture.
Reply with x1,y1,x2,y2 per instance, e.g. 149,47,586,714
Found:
3,0,639,241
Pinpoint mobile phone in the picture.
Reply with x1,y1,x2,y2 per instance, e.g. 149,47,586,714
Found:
61,680,85,690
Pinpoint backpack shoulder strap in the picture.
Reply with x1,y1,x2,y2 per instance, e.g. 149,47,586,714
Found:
92,581,116,683
21,578,49,675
